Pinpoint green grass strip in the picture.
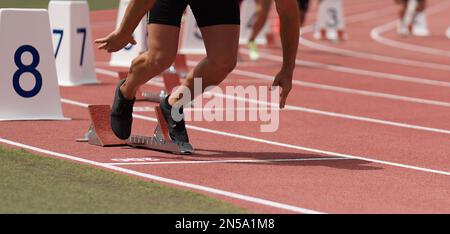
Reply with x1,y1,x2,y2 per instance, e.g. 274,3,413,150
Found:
0,0,119,10
0,146,247,213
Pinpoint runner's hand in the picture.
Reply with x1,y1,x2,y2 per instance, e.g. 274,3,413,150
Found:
271,69,293,109
95,31,136,53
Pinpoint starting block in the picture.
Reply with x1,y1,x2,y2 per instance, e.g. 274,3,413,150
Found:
76,105,126,146
77,105,193,154
314,0,347,41
125,106,183,154
117,70,181,103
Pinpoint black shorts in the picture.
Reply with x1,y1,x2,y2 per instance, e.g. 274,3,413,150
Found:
147,0,241,27
298,0,310,11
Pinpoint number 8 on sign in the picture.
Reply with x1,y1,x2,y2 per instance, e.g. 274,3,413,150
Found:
12,45,42,98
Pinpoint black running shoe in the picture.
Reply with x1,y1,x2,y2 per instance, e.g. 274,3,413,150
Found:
159,95,194,153
110,79,135,140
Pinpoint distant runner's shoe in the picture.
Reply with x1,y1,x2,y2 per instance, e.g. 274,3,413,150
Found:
397,22,410,36
247,41,260,61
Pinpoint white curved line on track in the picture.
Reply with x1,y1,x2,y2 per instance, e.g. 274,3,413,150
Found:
301,37,450,71
299,3,450,70
370,2,450,57
241,49,450,88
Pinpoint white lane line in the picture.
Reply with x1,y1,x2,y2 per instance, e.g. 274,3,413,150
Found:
135,107,286,112
300,38,450,71
95,67,118,77
102,64,450,108
371,23,450,57
231,68,450,108
298,6,450,71
0,137,323,214
95,68,163,84
105,157,351,166
240,5,450,88
243,49,450,88
216,92,450,135
96,68,450,136
111,157,160,162
370,2,450,57
60,98,89,108
61,97,450,176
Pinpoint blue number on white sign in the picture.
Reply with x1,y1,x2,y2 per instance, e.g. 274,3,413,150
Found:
326,8,339,28
52,28,87,66
13,45,42,98
52,29,64,58
76,27,87,66
124,33,134,51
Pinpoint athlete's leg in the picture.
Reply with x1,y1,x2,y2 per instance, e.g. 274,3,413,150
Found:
246,0,271,61
119,0,186,99
168,25,240,105
396,0,407,19
156,26,239,151
168,0,241,105
155,0,240,150
248,0,272,42
298,0,310,27
110,0,186,140
121,24,179,99
416,0,426,12
395,0,409,35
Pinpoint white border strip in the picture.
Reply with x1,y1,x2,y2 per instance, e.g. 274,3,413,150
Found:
370,2,450,57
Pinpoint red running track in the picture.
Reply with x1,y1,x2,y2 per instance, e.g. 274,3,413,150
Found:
1,0,449,213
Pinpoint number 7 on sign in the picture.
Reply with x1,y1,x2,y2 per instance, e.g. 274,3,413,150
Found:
52,29,63,58
52,28,86,66
77,27,86,66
